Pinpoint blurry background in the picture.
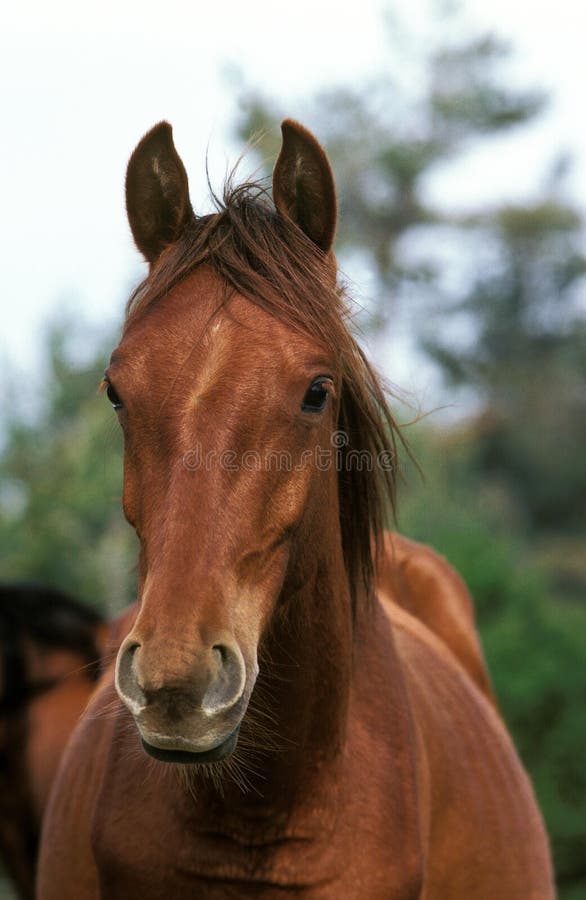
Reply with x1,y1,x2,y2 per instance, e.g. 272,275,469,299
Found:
1,1,584,896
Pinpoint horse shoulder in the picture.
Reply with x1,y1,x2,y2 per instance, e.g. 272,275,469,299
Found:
37,669,118,900
376,531,495,702
385,603,554,899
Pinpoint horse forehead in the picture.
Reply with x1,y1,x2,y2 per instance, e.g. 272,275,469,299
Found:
118,269,326,380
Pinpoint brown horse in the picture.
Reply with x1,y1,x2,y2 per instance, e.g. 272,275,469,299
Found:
38,120,553,898
0,585,106,899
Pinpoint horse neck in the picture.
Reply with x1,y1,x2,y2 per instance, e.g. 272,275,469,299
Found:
236,472,354,807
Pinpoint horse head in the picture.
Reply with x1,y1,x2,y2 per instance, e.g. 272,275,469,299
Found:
112,121,378,764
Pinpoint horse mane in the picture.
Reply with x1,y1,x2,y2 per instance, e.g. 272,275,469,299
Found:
0,584,103,667
125,176,404,613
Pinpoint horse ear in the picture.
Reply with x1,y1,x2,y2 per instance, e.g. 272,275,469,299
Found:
273,119,337,254
125,122,195,264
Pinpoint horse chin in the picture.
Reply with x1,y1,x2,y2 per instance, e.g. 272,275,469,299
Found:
140,726,241,765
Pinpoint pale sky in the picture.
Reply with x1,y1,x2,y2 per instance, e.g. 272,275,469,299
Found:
1,0,584,405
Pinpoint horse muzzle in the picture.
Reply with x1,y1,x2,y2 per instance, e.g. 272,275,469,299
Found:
115,634,254,763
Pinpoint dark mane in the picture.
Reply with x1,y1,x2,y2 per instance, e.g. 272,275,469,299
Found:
0,584,102,665
125,177,404,611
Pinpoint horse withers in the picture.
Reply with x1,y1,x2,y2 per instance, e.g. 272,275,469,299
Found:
38,120,553,898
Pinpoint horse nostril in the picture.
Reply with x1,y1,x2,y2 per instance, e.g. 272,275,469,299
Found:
203,642,246,715
126,641,140,665
212,644,227,664
115,639,147,714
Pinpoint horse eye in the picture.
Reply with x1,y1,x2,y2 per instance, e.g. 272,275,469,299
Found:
302,379,330,414
106,383,123,411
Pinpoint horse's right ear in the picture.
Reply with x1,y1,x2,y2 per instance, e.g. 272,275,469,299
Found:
125,122,195,264
273,119,337,254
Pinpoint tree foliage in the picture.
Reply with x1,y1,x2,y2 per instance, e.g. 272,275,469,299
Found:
423,200,586,530
0,321,136,615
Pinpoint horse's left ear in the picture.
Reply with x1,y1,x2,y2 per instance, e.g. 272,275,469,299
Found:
273,119,337,254
125,122,195,264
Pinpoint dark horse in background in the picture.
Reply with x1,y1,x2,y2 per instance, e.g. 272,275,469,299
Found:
39,121,553,898
0,585,106,898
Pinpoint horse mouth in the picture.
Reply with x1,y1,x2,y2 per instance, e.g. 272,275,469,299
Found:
140,727,240,765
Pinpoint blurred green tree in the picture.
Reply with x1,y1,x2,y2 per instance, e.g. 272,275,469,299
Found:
422,199,586,532
0,319,136,614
